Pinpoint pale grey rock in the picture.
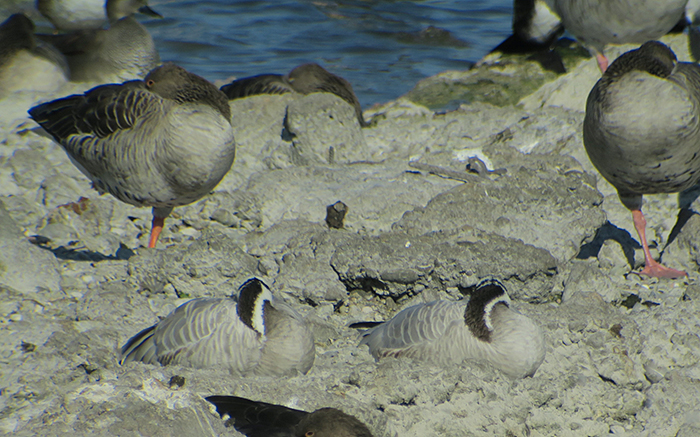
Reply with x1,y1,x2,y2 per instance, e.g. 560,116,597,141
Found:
331,229,557,302
242,159,461,234
126,229,261,298
395,146,605,263
285,93,369,165
0,199,60,293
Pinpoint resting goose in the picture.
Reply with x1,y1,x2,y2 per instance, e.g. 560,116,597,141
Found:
220,63,368,127
37,0,161,82
206,395,374,437
120,278,315,376
29,63,235,248
352,278,545,379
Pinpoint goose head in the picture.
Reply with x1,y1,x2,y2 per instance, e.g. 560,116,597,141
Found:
144,63,232,121
464,278,512,342
106,0,162,22
237,278,274,336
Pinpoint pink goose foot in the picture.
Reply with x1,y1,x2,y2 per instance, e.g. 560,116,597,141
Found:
632,210,686,279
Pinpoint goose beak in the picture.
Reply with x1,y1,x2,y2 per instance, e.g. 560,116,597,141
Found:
138,5,163,19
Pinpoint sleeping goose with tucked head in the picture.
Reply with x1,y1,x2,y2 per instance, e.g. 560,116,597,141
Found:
28,63,235,248
583,41,700,278
352,278,545,379
220,63,368,127
0,13,69,98
120,278,315,376
37,0,159,32
36,0,161,82
206,395,374,437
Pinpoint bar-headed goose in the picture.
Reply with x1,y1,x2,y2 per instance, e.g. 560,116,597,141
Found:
352,278,545,379
120,278,315,376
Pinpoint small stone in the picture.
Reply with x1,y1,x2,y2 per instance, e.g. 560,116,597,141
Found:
326,201,348,229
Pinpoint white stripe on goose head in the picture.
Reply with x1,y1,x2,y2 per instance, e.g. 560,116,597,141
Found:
466,278,512,340
353,277,545,378
236,278,274,335
119,277,315,375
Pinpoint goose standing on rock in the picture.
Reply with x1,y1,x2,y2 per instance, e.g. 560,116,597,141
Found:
351,278,545,379
583,41,700,278
220,63,368,127
28,63,235,248
120,278,315,376
37,0,161,82
531,0,687,72
206,395,374,437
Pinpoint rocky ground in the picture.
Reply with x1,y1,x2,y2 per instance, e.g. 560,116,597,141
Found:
2,27,700,436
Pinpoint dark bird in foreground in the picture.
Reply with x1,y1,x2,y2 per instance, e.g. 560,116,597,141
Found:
28,63,235,248
120,278,315,375
220,63,368,127
583,41,700,278
206,395,374,437
350,278,545,379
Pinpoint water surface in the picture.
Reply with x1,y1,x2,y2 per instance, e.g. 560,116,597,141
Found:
147,0,513,108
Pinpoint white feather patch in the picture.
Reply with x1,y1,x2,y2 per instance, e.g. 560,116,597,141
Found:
251,282,273,335
483,293,511,332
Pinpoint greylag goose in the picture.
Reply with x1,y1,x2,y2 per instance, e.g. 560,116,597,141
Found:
37,0,161,82
0,13,69,98
583,41,700,278
220,63,368,127
545,0,687,71
28,63,235,248
206,395,373,437
37,0,158,31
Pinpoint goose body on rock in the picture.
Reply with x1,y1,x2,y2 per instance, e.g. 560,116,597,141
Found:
584,41,700,278
28,63,235,248
220,63,368,127
120,278,315,376
352,278,545,379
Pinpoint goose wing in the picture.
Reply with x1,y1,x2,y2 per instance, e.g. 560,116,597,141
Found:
29,80,155,141
206,395,306,437
256,300,315,376
220,74,292,100
359,300,464,359
120,298,264,372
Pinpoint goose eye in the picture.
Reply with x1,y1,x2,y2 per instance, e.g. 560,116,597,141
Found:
146,79,155,87
305,432,314,437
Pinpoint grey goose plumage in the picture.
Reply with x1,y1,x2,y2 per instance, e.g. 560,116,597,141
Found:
206,395,373,437
37,0,160,31
37,0,161,82
120,278,315,376
543,0,687,71
583,41,700,278
352,278,545,379
0,14,69,98
28,63,235,248
221,63,368,127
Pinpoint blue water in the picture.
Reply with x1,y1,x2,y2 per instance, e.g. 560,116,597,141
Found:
147,0,513,108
